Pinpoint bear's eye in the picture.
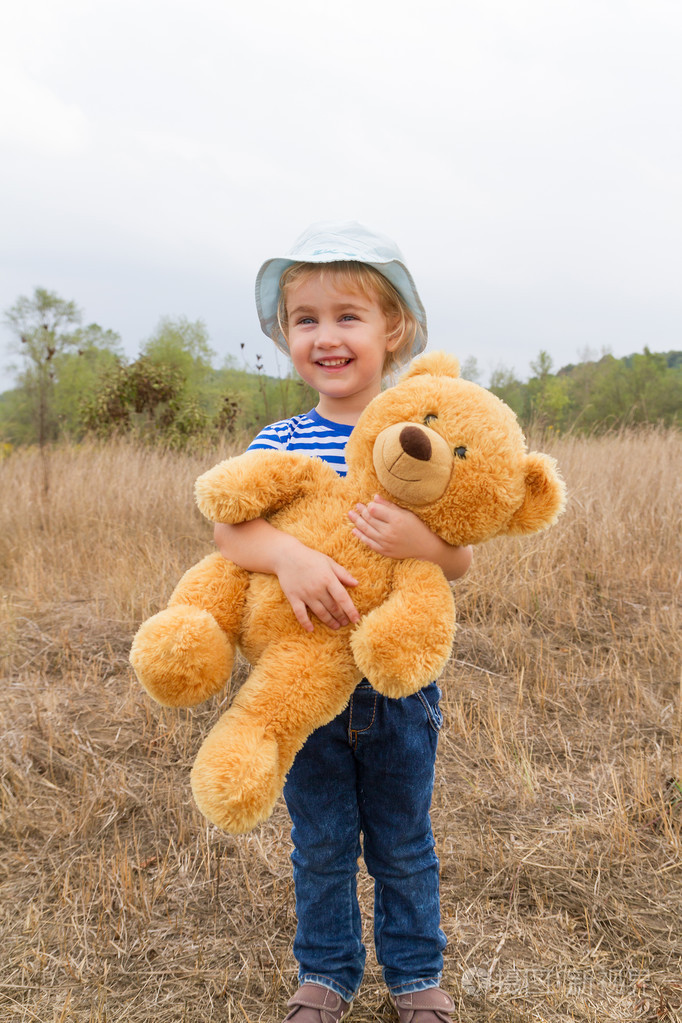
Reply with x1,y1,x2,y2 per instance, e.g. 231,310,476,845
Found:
454,446,467,459
423,413,438,426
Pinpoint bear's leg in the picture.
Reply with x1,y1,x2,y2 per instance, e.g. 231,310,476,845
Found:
131,605,233,707
350,561,456,698
130,553,249,707
190,636,360,833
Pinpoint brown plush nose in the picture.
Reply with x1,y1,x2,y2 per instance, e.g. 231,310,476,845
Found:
399,425,432,461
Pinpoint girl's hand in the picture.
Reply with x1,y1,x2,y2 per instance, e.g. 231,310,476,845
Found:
349,494,430,561
272,538,361,634
214,519,360,633
349,494,473,581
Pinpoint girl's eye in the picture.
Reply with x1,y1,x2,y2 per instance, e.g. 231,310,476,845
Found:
340,314,357,322
454,446,467,459
424,413,438,425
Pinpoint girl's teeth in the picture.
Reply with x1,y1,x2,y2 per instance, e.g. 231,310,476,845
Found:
319,358,350,366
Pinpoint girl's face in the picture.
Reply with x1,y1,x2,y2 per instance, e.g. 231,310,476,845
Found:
285,275,398,424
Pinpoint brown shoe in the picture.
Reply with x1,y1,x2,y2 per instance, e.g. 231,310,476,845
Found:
390,987,455,1022
283,983,350,1023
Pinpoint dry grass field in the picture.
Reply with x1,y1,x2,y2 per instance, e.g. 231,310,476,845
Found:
1,429,681,1023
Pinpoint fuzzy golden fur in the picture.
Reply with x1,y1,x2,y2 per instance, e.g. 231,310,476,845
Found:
130,352,566,834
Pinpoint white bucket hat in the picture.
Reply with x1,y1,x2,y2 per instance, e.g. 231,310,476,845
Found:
255,220,428,359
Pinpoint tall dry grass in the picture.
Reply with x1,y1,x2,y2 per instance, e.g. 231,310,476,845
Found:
1,429,681,1023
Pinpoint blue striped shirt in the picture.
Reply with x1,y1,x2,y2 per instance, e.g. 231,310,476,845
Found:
247,409,353,477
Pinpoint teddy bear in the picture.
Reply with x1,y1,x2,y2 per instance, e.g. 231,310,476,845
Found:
130,351,565,834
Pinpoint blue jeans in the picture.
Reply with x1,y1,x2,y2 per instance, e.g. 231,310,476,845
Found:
283,680,446,1002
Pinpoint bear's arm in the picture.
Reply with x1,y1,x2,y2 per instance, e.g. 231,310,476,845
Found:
350,559,456,698
194,450,337,524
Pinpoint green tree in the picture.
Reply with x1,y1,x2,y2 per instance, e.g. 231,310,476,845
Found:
556,348,682,431
80,356,185,440
141,317,216,404
52,325,123,435
80,350,244,450
602,348,679,427
489,365,526,418
627,348,669,421
529,350,553,381
4,288,82,447
459,356,481,383
0,387,35,445
527,352,571,429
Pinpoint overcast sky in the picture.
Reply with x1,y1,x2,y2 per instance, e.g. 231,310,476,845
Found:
1,0,681,393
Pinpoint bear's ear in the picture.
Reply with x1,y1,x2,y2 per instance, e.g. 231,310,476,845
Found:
402,351,460,380
504,453,567,535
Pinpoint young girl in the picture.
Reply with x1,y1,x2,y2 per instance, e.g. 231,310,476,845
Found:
215,222,472,1023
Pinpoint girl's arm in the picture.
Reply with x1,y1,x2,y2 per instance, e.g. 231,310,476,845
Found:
214,520,361,633
348,495,473,581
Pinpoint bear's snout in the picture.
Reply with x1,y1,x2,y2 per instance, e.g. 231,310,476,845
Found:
372,421,454,506
399,425,432,461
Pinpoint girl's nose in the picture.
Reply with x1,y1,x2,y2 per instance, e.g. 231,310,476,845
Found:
316,324,341,348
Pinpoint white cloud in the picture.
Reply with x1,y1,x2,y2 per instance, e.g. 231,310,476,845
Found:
0,64,88,156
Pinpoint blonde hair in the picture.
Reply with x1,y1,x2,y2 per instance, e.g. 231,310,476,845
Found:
277,261,423,377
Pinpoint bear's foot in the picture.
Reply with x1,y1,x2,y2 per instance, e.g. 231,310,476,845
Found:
350,619,452,699
190,718,282,834
130,605,234,707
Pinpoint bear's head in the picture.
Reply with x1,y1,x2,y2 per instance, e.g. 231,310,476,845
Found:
345,351,565,546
